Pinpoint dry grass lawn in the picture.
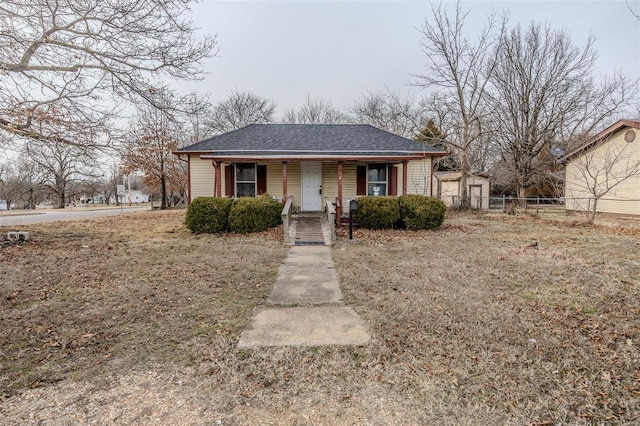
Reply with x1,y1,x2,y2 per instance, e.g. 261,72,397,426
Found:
1,210,638,425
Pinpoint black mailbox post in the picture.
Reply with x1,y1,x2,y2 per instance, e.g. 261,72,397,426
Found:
349,199,358,240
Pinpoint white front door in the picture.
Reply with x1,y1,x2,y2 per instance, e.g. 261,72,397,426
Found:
301,161,322,211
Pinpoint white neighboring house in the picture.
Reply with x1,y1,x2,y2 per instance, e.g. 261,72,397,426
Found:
90,191,149,205
0,200,8,210
562,119,640,217
110,190,149,205
435,171,491,210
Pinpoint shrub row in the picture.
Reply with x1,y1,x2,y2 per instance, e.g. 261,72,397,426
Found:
185,196,282,234
354,195,445,230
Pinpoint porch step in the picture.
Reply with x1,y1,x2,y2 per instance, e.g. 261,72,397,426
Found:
292,216,329,246
295,241,326,246
295,216,324,245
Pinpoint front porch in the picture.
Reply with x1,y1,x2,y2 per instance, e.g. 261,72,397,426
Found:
191,158,432,218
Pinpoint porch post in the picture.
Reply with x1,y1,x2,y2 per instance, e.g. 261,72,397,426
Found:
282,161,288,203
402,160,408,195
337,161,343,227
213,160,222,197
187,155,191,204
430,157,434,197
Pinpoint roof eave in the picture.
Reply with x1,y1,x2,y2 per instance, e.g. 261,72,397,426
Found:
559,119,640,163
197,152,447,161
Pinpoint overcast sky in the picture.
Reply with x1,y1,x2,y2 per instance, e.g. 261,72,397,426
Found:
177,0,640,117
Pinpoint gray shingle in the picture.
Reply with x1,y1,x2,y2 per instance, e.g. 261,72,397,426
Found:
175,124,443,156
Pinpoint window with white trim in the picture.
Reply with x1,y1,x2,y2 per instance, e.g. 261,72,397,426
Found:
367,164,387,196
235,163,256,197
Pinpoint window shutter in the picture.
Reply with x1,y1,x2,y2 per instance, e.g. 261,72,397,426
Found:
257,165,267,195
225,164,234,197
388,164,398,196
357,165,367,195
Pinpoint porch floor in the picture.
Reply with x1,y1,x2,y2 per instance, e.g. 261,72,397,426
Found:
290,213,333,246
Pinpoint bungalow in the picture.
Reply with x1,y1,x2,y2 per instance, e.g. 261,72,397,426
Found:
173,124,446,217
562,119,640,216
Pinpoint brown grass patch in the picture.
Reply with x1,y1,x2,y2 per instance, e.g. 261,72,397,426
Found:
1,211,639,424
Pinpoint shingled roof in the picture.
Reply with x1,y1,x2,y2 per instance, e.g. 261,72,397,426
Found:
174,124,445,159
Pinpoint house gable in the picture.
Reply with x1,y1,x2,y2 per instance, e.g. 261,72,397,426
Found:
564,120,640,216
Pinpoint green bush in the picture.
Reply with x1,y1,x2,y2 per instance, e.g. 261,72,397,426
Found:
228,195,282,233
399,195,446,230
185,197,234,234
354,196,401,229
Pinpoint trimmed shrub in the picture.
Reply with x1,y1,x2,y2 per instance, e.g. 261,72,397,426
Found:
228,195,282,233
354,196,401,229
185,197,233,234
399,195,446,230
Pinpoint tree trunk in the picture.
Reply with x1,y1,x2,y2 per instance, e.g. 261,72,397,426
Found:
518,186,528,208
28,189,35,209
57,186,66,209
459,150,469,209
160,175,167,209
589,198,598,223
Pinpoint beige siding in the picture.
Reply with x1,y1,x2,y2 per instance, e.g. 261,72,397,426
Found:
190,156,215,198
322,162,358,206
565,127,640,215
440,181,459,207
406,158,433,196
266,162,283,199
436,174,490,209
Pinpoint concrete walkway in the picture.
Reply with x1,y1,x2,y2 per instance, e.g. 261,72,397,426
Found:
238,245,370,348
268,246,342,305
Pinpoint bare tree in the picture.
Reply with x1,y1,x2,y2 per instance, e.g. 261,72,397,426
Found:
123,95,187,209
0,0,215,148
414,2,504,209
183,94,214,143
283,96,351,124
207,90,275,134
628,0,640,20
99,163,123,205
488,23,635,200
567,135,640,222
351,90,429,138
23,141,97,208
0,161,41,209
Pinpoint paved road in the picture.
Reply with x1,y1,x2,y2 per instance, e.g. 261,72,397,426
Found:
0,207,150,227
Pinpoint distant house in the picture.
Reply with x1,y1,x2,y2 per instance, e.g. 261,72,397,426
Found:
173,124,446,217
110,190,149,205
562,119,640,216
435,171,491,210
0,200,8,210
